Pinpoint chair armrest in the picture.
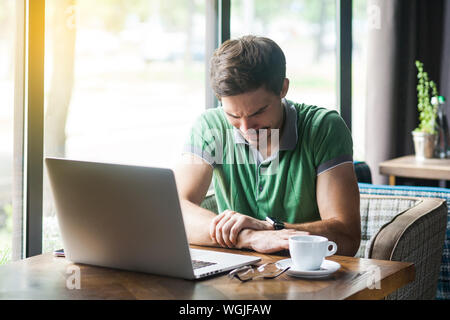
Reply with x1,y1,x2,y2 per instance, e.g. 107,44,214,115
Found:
369,197,447,299
359,183,450,300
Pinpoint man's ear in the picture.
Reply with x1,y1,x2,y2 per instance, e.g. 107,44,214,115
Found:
280,78,289,99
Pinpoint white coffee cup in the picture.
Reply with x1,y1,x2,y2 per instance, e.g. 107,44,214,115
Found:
289,235,337,271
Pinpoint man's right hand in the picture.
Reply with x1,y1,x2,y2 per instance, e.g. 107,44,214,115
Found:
238,229,310,254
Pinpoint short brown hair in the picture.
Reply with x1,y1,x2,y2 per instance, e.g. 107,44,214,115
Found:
210,35,286,98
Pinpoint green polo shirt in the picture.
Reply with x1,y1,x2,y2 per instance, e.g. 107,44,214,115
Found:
183,99,353,223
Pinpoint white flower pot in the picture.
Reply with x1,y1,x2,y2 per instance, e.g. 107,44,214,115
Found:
412,131,437,161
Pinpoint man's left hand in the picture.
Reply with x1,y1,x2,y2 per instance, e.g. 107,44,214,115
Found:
209,210,272,248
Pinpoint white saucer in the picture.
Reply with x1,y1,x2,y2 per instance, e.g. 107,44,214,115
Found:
276,259,341,279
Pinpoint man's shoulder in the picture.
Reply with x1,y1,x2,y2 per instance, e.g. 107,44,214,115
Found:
195,107,230,129
288,100,341,128
289,100,351,153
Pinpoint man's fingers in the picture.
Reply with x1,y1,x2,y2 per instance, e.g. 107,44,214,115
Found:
209,211,228,241
229,217,245,245
215,213,234,247
211,211,274,248
260,242,288,254
221,218,238,248
285,230,309,238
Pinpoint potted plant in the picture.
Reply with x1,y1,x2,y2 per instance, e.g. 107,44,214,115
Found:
412,60,439,160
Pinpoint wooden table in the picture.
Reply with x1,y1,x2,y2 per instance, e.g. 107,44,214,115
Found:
379,155,450,186
0,246,414,300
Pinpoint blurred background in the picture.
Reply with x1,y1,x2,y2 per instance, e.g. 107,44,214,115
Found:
0,0,369,261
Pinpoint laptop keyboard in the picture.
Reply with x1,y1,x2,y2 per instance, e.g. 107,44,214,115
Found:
192,260,217,270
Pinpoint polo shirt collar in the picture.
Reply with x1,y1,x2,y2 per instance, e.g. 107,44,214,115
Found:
233,98,298,151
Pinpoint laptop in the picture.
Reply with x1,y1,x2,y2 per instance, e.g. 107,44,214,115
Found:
45,157,261,279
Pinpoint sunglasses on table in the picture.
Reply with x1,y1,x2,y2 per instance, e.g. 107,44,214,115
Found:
227,262,290,282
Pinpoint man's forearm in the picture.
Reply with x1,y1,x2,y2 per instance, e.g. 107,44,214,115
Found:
235,229,254,250
284,219,360,256
178,200,280,252
178,200,352,255
179,199,218,247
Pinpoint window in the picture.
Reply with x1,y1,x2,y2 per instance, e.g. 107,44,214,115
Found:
43,0,206,253
230,0,337,110
0,0,17,264
5,0,355,258
352,0,368,161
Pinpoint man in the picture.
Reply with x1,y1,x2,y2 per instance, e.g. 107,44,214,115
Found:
174,35,360,256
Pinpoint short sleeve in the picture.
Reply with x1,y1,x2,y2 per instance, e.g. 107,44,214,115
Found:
182,112,225,168
311,110,353,175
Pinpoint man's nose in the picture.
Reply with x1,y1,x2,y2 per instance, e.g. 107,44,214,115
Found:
239,117,254,133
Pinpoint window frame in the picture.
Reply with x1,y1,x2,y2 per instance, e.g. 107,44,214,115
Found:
338,0,353,132
205,0,230,109
11,0,26,261
24,0,45,258
20,0,353,258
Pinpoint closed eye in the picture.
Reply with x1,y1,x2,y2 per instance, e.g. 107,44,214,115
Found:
225,105,269,119
226,113,240,119
250,106,268,117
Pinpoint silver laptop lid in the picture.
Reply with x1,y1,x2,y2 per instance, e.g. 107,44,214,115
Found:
45,157,195,279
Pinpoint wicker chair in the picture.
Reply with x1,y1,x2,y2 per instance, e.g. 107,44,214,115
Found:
359,183,450,300
357,194,447,299
200,192,447,300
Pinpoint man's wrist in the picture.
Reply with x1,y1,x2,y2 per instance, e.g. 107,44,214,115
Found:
283,223,295,230
265,216,285,230
235,229,256,250
262,220,274,230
